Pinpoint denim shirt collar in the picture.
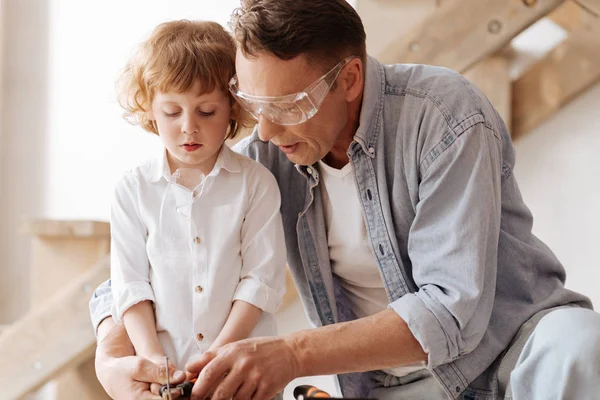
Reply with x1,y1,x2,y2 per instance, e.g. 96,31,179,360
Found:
352,56,386,159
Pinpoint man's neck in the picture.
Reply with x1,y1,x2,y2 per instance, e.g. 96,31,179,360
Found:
322,93,363,169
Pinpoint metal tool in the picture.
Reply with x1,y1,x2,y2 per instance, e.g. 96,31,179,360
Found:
159,357,197,400
163,356,172,400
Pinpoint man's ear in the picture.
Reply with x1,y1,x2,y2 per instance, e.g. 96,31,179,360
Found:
342,58,364,103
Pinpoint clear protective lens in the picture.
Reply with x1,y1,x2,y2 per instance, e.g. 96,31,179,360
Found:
229,56,356,126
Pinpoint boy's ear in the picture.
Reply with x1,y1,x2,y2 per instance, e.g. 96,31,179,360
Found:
146,110,155,121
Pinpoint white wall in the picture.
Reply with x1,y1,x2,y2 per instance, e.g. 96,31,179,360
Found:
0,0,50,322
513,82,600,307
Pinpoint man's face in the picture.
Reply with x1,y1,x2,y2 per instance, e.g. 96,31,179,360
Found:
235,50,354,166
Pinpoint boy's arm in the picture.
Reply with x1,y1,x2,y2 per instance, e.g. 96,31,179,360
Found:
110,174,162,362
232,163,287,315
209,300,262,351
123,301,165,364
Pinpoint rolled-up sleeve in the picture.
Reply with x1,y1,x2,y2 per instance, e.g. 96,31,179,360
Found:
89,278,113,336
390,119,502,369
233,164,286,314
110,174,155,323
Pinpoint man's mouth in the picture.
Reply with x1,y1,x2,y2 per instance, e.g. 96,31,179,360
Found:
278,143,299,154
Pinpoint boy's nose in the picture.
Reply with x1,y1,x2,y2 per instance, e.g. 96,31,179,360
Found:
182,116,199,134
257,116,284,142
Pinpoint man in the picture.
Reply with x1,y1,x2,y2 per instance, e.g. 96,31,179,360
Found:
90,1,600,399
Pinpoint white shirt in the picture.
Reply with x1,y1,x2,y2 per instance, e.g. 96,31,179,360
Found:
110,145,286,369
318,160,425,377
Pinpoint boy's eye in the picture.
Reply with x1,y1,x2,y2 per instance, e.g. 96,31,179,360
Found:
199,110,216,117
164,111,180,117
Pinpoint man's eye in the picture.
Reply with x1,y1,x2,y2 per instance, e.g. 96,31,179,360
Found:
275,104,297,113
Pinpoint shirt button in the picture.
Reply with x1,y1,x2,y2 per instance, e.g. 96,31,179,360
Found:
196,333,204,341
306,167,313,175
368,147,375,155
195,285,203,293
193,237,201,244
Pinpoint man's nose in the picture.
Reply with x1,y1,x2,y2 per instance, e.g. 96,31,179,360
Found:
257,116,284,142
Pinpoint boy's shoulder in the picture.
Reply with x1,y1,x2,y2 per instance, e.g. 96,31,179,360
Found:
226,143,278,185
114,152,165,192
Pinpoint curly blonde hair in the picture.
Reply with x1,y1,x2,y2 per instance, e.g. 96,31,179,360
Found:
117,20,252,139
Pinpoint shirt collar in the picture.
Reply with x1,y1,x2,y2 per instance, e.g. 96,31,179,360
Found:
147,144,242,183
352,55,385,156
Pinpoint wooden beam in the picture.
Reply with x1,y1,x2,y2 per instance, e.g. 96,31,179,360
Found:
548,0,596,31
574,0,600,15
355,0,438,63
0,257,110,399
24,219,110,238
464,56,512,131
27,220,109,306
380,0,565,73
24,219,110,399
512,19,600,139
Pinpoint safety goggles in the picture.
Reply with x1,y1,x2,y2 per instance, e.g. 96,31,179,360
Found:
229,56,356,126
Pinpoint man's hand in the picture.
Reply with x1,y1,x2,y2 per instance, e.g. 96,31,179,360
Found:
95,320,185,400
186,336,300,400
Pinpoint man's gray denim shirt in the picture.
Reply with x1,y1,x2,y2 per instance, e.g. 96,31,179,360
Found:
90,56,591,399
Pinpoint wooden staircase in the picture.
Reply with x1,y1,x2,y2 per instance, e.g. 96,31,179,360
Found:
0,220,110,399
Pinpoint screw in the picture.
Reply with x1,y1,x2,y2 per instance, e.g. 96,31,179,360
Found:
488,19,503,34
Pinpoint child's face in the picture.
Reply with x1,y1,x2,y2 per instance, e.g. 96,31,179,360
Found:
149,81,232,175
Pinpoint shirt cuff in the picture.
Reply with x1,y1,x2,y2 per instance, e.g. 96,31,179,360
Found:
233,278,282,314
112,281,155,323
89,280,114,337
389,292,454,368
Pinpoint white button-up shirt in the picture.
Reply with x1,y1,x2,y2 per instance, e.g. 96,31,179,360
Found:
110,144,286,368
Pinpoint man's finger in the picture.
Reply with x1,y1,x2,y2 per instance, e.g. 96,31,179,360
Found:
186,350,216,374
232,379,257,400
128,356,185,385
190,355,230,399
210,369,243,400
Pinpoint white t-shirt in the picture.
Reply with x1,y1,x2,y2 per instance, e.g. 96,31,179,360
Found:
110,145,286,369
318,160,425,377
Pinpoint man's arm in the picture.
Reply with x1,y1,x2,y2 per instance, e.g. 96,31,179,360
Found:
94,317,185,400
186,309,425,400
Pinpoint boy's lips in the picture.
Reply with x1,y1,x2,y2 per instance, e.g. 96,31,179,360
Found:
181,143,202,152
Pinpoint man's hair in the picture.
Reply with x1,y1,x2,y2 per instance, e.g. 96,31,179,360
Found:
229,0,367,71
117,20,251,139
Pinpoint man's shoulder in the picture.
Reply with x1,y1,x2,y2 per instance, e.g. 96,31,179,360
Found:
383,62,492,128
231,130,264,158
